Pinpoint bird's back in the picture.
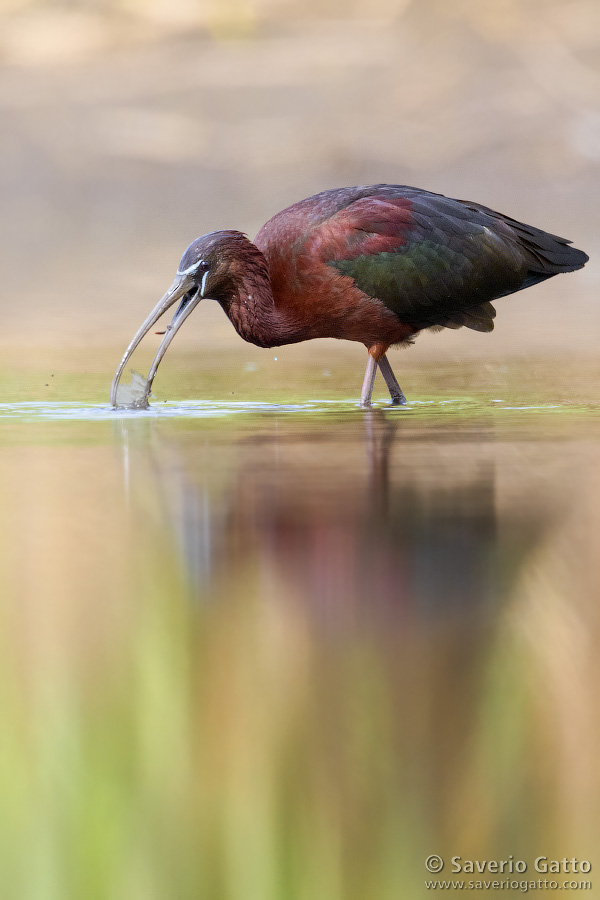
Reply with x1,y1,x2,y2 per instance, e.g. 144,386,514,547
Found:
255,185,588,334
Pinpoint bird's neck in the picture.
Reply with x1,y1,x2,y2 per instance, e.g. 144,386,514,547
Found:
222,244,302,348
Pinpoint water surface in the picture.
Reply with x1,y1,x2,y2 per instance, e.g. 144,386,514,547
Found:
0,397,598,898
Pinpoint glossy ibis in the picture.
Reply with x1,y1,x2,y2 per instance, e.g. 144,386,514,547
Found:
110,185,588,408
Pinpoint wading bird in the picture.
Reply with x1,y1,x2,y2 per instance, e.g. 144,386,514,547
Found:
110,185,588,408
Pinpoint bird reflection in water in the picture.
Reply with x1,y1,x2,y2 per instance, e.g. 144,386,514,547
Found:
115,411,585,862
120,412,543,629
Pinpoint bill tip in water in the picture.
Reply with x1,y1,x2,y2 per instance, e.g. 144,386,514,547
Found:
113,371,151,410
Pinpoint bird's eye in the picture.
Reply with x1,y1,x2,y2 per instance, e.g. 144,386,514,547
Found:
178,258,210,277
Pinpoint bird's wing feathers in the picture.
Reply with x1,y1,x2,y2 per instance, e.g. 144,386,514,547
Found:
313,190,582,331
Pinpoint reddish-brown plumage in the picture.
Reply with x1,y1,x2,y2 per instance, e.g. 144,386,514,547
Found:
255,234,416,352
110,184,588,408
252,192,417,351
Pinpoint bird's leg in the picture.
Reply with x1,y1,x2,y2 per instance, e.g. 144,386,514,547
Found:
378,354,406,405
360,354,378,407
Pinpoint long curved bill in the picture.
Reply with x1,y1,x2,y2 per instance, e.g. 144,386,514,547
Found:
110,273,201,407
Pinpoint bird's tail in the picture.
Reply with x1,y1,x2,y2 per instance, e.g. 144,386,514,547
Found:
501,215,589,275
465,200,589,276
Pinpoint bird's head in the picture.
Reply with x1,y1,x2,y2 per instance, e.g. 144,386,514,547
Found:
110,230,259,407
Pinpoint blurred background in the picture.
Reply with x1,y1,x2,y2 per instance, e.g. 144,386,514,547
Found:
0,2,599,899
1,0,598,369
